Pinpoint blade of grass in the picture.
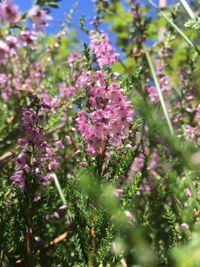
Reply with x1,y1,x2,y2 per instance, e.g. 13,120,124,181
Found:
52,173,73,221
148,0,199,54
143,45,174,135
53,173,67,205
180,0,195,19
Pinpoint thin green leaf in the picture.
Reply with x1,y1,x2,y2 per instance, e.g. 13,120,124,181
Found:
180,0,195,19
143,45,174,135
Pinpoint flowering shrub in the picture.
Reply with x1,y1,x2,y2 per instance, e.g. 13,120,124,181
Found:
0,0,200,266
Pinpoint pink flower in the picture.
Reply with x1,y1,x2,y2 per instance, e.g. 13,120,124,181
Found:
76,72,134,155
67,52,81,67
147,86,159,103
10,171,25,189
90,30,119,68
180,223,189,230
156,59,164,75
54,212,60,220
28,5,52,31
59,83,78,99
48,159,60,171
195,104,200,122
148,149,159,170
20,30,37,46
6,35,19,51
0,0,20,24
124,210,133,220
79,161,87,167
0,40,9,63
185,188,192,197
128,153,144,181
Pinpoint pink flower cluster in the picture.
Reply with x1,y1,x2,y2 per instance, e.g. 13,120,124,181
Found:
90,30,119,68
0,30,36,65
147,60,171,103
10,97,55,189
128,153,144,181
76,71,134,155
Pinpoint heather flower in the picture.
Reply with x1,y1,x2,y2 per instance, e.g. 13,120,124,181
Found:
128,153,144,181
6,35,19,51
20,30,37,46
0,40,9,63
59,83,78,99
148,149,159,170
156,59,164,75
10,96,56,189
124,210,133,220
147,59,171,103
185,188,192,197
10,170,25,189
0,0,20,24
195,104,200,122
90,30,119,68
76,72,134,155
147,86,159,103
67,52,81,67
185,125,199,139
54,212,60,220
28,5,52,31
180,223,189,230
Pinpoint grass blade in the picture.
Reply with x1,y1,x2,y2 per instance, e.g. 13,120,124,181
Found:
143,45,174,135
180,0,195,19
53,173,73,222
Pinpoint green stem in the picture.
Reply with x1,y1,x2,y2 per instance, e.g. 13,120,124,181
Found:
143,45,174,135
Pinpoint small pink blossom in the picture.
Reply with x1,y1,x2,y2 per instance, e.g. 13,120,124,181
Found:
180,223,189,230
0,40,9,63
28,5,52,31
185,188,192,197
0,0,20,24
10,171,25,189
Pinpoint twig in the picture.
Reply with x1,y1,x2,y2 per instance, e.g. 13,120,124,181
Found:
15,231,68,265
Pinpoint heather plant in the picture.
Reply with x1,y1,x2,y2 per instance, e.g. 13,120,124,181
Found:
0,0,200,266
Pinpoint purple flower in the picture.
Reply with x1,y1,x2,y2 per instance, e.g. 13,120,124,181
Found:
180,223,189,230
6,35,19,51
185,188,192,197
54,212,60,220
0,0,20,24
147,86,159,103
28,5,52,31
90,30,119,68
10,171,25,189
76,73,134,155
148,149,159,170
128,153,144,181
0,40,9,63
20,30,37,46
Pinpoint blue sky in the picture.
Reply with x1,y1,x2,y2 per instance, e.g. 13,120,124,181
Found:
14,0,175,48
14,0,175,34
